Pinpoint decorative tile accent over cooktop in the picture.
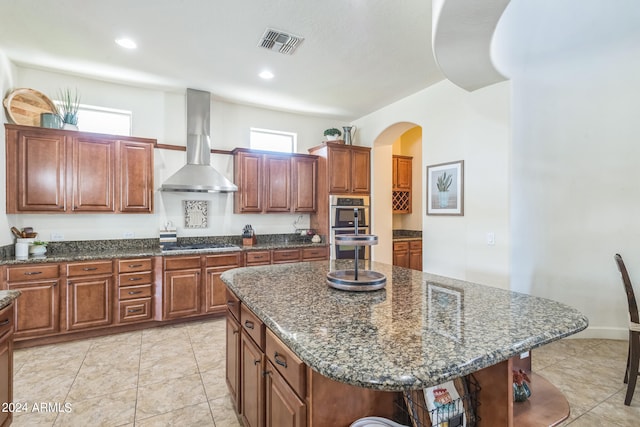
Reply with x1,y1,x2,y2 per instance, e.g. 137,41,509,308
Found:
183,200,208,228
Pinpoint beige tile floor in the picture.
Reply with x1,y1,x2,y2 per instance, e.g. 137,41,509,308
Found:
9,318,640,426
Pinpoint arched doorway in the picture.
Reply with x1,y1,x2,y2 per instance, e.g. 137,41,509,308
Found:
370,122,422,265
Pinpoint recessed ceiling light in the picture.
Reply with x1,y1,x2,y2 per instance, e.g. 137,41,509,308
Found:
259,70,274,80
115,38,137,49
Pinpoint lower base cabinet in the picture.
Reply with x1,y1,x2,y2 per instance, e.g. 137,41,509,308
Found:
0,304,14,427
241,331,265,427
393,240,422,271
226,313,241,412
265,360,306,427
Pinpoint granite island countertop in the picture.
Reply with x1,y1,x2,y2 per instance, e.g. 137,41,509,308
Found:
221,260,588,391
0,290,21,310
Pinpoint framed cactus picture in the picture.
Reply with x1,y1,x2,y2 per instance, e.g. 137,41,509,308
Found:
427,160,464,215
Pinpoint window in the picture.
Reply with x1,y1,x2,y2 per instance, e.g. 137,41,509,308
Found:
249,128,297,153
56,102,132,136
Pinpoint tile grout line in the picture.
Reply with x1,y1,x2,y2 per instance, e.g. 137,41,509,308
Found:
133,329,144,427
187,323,218,426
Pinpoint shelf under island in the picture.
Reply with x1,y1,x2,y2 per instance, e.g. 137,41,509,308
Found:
221,260,588,427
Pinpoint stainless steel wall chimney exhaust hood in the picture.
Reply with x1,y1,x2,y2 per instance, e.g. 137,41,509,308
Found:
160,88,238,193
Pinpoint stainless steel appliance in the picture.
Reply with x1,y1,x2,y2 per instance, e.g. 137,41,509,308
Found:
330,195,370,259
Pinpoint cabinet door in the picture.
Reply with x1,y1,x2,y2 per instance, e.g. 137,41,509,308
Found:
71,136,116,212
264,155,291,212
235,151,263,213
350,148,371,194
394,156,412,190
409,241,423,271
119,140,153,213
13,130,67,212
226,314,242,413
66,276,113,330
292,156,317,212
205,268,228,313
392,242,410,268
163,269,201,319
8,280,60,339
265,361,306,427
327,146,351,193
241,332,265,427
0,332,10,427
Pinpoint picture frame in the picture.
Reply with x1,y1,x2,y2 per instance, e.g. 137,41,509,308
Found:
427,160,464,216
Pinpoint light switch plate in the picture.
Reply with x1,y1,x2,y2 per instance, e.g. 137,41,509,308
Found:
50,232,64,241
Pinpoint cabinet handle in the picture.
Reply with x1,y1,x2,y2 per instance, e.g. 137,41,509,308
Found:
24,271,42,275
244,320,254,329
127,308,143,313
263,370,272,377
128,277,142,281
129,264,143,268
83,267,98,271
128,290,143,295
274,352,288,368
226,301,236,307
233,329,239,335
0,319,9,326
254,359,261,365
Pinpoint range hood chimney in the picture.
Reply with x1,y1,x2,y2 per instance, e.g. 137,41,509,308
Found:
160,88,238,193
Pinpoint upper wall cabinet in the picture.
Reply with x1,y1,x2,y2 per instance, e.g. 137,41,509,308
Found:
392,155,412,214
308,142,371,195
5,124,155,214
233,148,318,214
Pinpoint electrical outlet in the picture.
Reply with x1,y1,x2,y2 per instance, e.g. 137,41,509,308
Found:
50,232,64,241
486,232,495,246
123,231,135,238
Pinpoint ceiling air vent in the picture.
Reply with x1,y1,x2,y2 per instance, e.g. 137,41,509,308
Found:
258,28,304,55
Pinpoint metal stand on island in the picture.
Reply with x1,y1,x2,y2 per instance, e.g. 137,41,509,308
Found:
326,208,386,291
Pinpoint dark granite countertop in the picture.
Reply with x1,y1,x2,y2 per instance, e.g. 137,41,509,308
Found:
392,230,422,242
0,290,21,310
221,260,588,391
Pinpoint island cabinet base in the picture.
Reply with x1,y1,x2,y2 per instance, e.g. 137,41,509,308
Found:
306,369,396,426
474,358,570,427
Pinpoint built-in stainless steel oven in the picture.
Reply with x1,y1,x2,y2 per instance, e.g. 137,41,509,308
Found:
330,195,370,260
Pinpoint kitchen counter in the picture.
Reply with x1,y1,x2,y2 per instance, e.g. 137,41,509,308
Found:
0,241,327,265
0,290,21,310
221,260,588,391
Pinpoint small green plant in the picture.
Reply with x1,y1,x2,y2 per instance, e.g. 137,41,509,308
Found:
57,88,80,125
323,128,342,137
436,172,453,192
32,240,47,246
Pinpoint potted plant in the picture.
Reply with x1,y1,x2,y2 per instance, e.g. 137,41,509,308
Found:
29,240,47,256
57,88,80,130
436,172,453,207
323,128,342,141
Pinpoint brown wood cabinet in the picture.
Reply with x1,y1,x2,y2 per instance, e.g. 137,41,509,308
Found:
0,304,14,427
65,260,114,331
309,142,371,237
5,124,155,214
245,246,328,267
241,304,266,427
204,253,242,314
233,148,318,214
163,256,202,320
392,155,412,214
392,240,422,271
5,264,60,339
265,360,306,427
226,302,241,412
117,258,153,324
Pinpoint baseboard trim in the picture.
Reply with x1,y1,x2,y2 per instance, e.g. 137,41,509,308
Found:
566,326,627,341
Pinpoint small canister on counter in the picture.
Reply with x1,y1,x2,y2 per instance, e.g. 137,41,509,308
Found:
15,238,34,258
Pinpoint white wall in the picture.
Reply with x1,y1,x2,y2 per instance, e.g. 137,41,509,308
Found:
355,80,511,288
2,65,347,245
492,0,640,338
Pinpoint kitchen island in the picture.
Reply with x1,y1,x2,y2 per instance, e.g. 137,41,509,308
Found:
221,260,589,427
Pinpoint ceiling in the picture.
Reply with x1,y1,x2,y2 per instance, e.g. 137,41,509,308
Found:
0,0,445,121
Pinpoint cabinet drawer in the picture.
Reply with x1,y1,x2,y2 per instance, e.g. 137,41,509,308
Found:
0,304,13,339
119,298,152,323
266,328,306,398
205,253,241,268
119,272,153,286
226,288,241,321
246,251,271,265
7,264,59,282
118,258,152,273
302,247,328,260
118,284,153,300
241,304,264,350
67,260,113,277
272,249,301,263
393,241,409,251
409,240,422,250
164,256,201,271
